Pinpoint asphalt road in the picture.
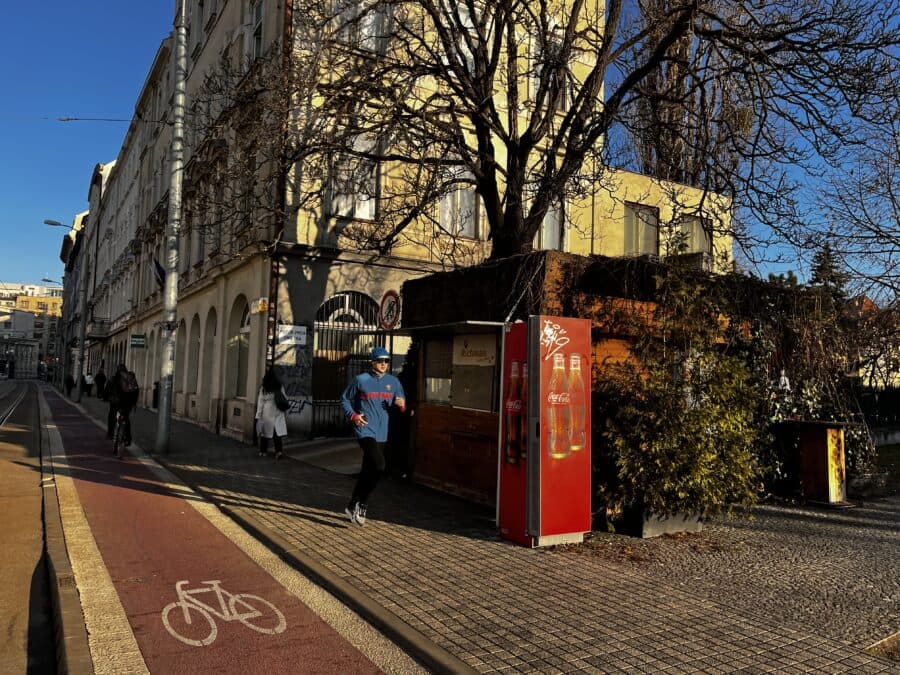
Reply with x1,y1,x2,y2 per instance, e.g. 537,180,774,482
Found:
0,380,56,674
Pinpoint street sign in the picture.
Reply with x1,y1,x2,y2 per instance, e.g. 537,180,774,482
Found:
276,325,307,346
130,334,147,348
379,290,401,330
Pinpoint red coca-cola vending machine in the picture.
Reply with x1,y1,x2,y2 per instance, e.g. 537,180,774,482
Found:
497,316,592,547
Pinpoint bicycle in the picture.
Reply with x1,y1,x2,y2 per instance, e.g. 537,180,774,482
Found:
112,410,127,459
161,579,287,647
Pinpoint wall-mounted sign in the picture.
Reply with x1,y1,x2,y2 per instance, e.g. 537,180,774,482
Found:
276,325,307,346
130,334,146,348
252,297,269,314
379,290,401,330
452,333,496,366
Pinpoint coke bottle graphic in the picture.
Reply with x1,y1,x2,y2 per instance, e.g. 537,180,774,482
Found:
504,361,522,463
568,353,586,451
519,362,528,461
547,352,571,459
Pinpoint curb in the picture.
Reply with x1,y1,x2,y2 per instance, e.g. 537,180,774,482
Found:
153,453,477,675
39,388,94,674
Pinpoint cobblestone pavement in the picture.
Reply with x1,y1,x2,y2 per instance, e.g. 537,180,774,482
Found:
77,396,897,673
579,499,900,651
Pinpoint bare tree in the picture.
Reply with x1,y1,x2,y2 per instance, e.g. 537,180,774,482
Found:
812,118,900,300
184,0,898,275
623,0,898,294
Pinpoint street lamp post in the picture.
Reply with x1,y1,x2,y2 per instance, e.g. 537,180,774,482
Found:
156,1,188,455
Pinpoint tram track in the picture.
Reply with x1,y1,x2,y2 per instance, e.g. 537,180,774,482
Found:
0,380,28,428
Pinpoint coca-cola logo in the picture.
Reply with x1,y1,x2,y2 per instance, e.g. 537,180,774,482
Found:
505,400,523,413
547,392,570,405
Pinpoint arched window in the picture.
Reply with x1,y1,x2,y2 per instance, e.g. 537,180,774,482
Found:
315,291,379,327
226,297,251,398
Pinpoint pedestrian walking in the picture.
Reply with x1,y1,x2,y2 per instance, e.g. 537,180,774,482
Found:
340,346,406,526
94,369,107,399
64,374,75,398
84,372,94,397
106,364,139,446
255,369,288,459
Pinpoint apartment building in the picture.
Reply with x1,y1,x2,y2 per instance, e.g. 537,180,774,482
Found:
0,283,64,377
58,212,89,383
0,309,39,378
59,0,733,442
0,283,64,299
15,295,62,368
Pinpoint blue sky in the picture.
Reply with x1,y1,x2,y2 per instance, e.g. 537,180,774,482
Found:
0,3,173,285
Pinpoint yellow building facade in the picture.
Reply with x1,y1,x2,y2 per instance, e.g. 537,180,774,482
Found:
15,295,63,317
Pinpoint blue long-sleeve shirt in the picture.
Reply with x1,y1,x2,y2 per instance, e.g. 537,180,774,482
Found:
340,370,405,442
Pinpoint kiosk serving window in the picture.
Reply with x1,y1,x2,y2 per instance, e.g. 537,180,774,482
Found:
423,333,498,411
423,338,453,403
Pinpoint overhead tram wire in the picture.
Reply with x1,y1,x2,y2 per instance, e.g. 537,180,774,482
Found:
50,115,170,125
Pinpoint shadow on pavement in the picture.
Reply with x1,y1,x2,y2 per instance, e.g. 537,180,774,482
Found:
27,553,55,674
56,389,499,542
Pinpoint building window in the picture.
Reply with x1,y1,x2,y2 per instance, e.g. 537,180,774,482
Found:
360,3,391,52
440,170,480,238
530,28,569,112
250,0,263,60
238,145,257,232
624,203,659,256
227,301,252,399
454,5,477,70
203,0,219,31
677,215,712,255
330,138,379,221
335,0,390,52
535,202,563,251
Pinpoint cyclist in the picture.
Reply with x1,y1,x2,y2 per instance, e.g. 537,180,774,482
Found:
106,363,140,449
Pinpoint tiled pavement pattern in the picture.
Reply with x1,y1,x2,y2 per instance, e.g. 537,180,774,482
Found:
75,395,896,673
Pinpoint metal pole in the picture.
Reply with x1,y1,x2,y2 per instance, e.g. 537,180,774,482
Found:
155,1,188,455
74,262,88,403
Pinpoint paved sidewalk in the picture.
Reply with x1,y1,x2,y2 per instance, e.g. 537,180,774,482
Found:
75,394,897,673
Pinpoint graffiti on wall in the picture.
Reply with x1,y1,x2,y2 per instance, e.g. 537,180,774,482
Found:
274,344,312,416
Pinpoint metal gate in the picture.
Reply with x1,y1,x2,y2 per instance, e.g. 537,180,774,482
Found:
310,291,408,437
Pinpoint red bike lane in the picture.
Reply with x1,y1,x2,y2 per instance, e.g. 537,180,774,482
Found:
44,391,381,675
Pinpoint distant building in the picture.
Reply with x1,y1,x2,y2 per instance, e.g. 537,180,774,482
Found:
0,282,63,298
14,295,63,371
0,308,39,378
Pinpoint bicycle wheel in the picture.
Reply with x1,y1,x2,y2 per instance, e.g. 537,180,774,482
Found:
113,419,125,458
162,601,217,647
230,593,287,635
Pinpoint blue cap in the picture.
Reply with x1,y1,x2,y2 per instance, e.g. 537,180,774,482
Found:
371,346,390,360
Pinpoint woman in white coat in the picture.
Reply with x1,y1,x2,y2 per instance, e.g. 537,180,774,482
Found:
255,369,288,459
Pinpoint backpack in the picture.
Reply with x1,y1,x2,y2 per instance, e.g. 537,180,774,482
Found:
120,371,139,394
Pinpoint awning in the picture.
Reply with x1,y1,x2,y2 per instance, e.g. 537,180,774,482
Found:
395,320,507,337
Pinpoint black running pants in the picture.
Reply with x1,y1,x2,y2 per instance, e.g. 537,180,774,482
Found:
351,437,386,506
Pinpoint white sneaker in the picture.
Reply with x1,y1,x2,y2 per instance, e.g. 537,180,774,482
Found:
344,505,356,523
355,504,367,526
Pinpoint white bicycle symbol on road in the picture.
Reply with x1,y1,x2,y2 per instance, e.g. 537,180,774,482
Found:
162,579,287,647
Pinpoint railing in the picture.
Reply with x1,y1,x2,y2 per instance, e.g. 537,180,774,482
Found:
86,319,112,339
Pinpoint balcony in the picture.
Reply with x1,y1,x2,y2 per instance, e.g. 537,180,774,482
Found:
86,319,112,340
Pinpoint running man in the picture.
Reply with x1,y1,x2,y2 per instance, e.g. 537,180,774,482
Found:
340,347,405,526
